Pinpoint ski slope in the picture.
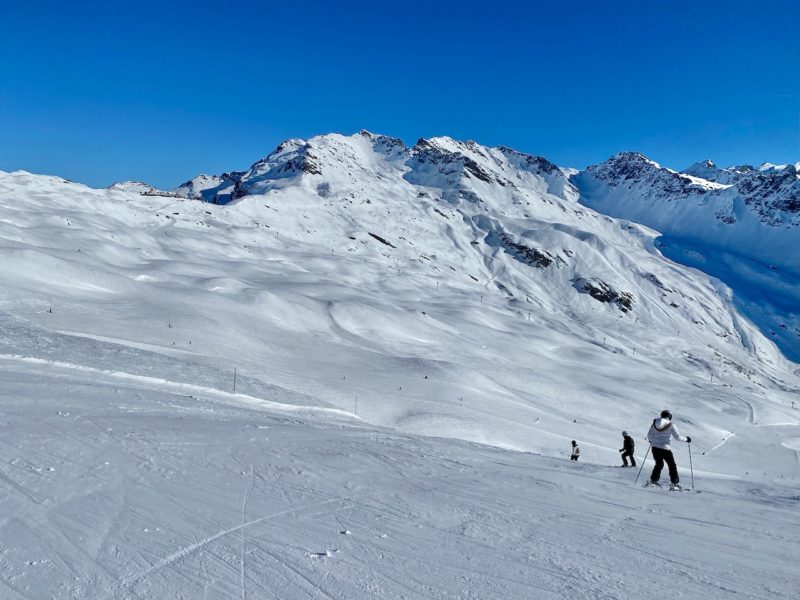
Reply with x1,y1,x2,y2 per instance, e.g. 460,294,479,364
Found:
0,133,799,598
1,358,798,599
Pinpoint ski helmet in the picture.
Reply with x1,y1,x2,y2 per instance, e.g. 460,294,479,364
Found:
622,430,628,436
571,440,577,445
660,409,672,419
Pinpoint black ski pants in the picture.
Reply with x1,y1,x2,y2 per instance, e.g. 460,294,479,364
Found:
650,447,679,484
621,449,636,467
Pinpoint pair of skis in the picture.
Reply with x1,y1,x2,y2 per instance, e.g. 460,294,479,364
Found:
634,443,699,493
643,481,697,493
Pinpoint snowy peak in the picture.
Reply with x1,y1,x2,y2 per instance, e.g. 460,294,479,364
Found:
585,152,662,184
203,132,408,201
583,152,723,196
245,138,319,179
176,131,575,206
682,160,755,185
681,158,800,219
578,149,800,233
107,180,178,197
356,129,407,154
736,162,800,216
682,160,800,187
408,137,501,187
405,136,577,203
758,161,800,174
174,171,244,203
496,146,561,176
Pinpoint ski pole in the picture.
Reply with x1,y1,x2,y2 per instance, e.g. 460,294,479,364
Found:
634,444,651,486
688,441,694,489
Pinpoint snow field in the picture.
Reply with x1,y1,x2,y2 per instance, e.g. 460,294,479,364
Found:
0,364,798,599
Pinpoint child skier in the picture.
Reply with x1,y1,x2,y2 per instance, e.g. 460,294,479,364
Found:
620,431,636,467
646,410,691,490
570,440,580,461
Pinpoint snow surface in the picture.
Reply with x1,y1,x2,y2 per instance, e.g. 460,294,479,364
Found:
1,133,799,598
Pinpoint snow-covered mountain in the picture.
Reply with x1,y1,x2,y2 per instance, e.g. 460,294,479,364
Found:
574,151,800,361
683,159,800,184
3,133,798,448
174,171,245,203
576,152,800,236
176,135,800,361
1,134,799,598
107,180,179,197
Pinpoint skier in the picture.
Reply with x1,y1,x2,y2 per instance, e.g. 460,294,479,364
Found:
570,440,580,461
646,410,691,490
619,431,636,467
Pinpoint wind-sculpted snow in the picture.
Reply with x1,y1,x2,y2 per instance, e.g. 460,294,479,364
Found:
0,133,799,598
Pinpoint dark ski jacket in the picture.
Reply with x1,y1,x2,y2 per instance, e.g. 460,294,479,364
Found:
622,434,634,453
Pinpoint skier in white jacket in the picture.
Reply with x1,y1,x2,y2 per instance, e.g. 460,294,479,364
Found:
646,410,691,490
570,440,580,461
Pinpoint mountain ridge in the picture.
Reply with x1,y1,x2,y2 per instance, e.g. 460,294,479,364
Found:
12,130,800,364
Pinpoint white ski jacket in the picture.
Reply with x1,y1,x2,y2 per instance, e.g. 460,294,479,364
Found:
646,418,687,450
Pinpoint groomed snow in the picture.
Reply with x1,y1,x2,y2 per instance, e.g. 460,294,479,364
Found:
1,365,798,599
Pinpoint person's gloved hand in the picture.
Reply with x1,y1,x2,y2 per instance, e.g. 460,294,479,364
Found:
686,436,692,443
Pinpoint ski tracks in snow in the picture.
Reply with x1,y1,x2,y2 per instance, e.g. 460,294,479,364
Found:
240,464,254,600
0,352,357,420
115,496,352,592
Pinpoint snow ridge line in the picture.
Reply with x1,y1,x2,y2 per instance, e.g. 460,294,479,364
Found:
0,353,358,419
117,497,344,589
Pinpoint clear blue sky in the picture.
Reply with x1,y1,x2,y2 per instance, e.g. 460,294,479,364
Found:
1,0,798,188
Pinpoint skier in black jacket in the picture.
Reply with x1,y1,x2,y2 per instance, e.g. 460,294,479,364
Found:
619,431,636,467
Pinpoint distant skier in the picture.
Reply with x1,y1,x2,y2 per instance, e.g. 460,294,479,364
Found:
570,440,580,461
646,410,691,490
619,431,636,467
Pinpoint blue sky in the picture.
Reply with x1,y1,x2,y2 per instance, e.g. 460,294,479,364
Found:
1,0,798,188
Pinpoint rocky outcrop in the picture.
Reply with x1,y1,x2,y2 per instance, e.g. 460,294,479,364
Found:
573,277,635,312
498,232,560,269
